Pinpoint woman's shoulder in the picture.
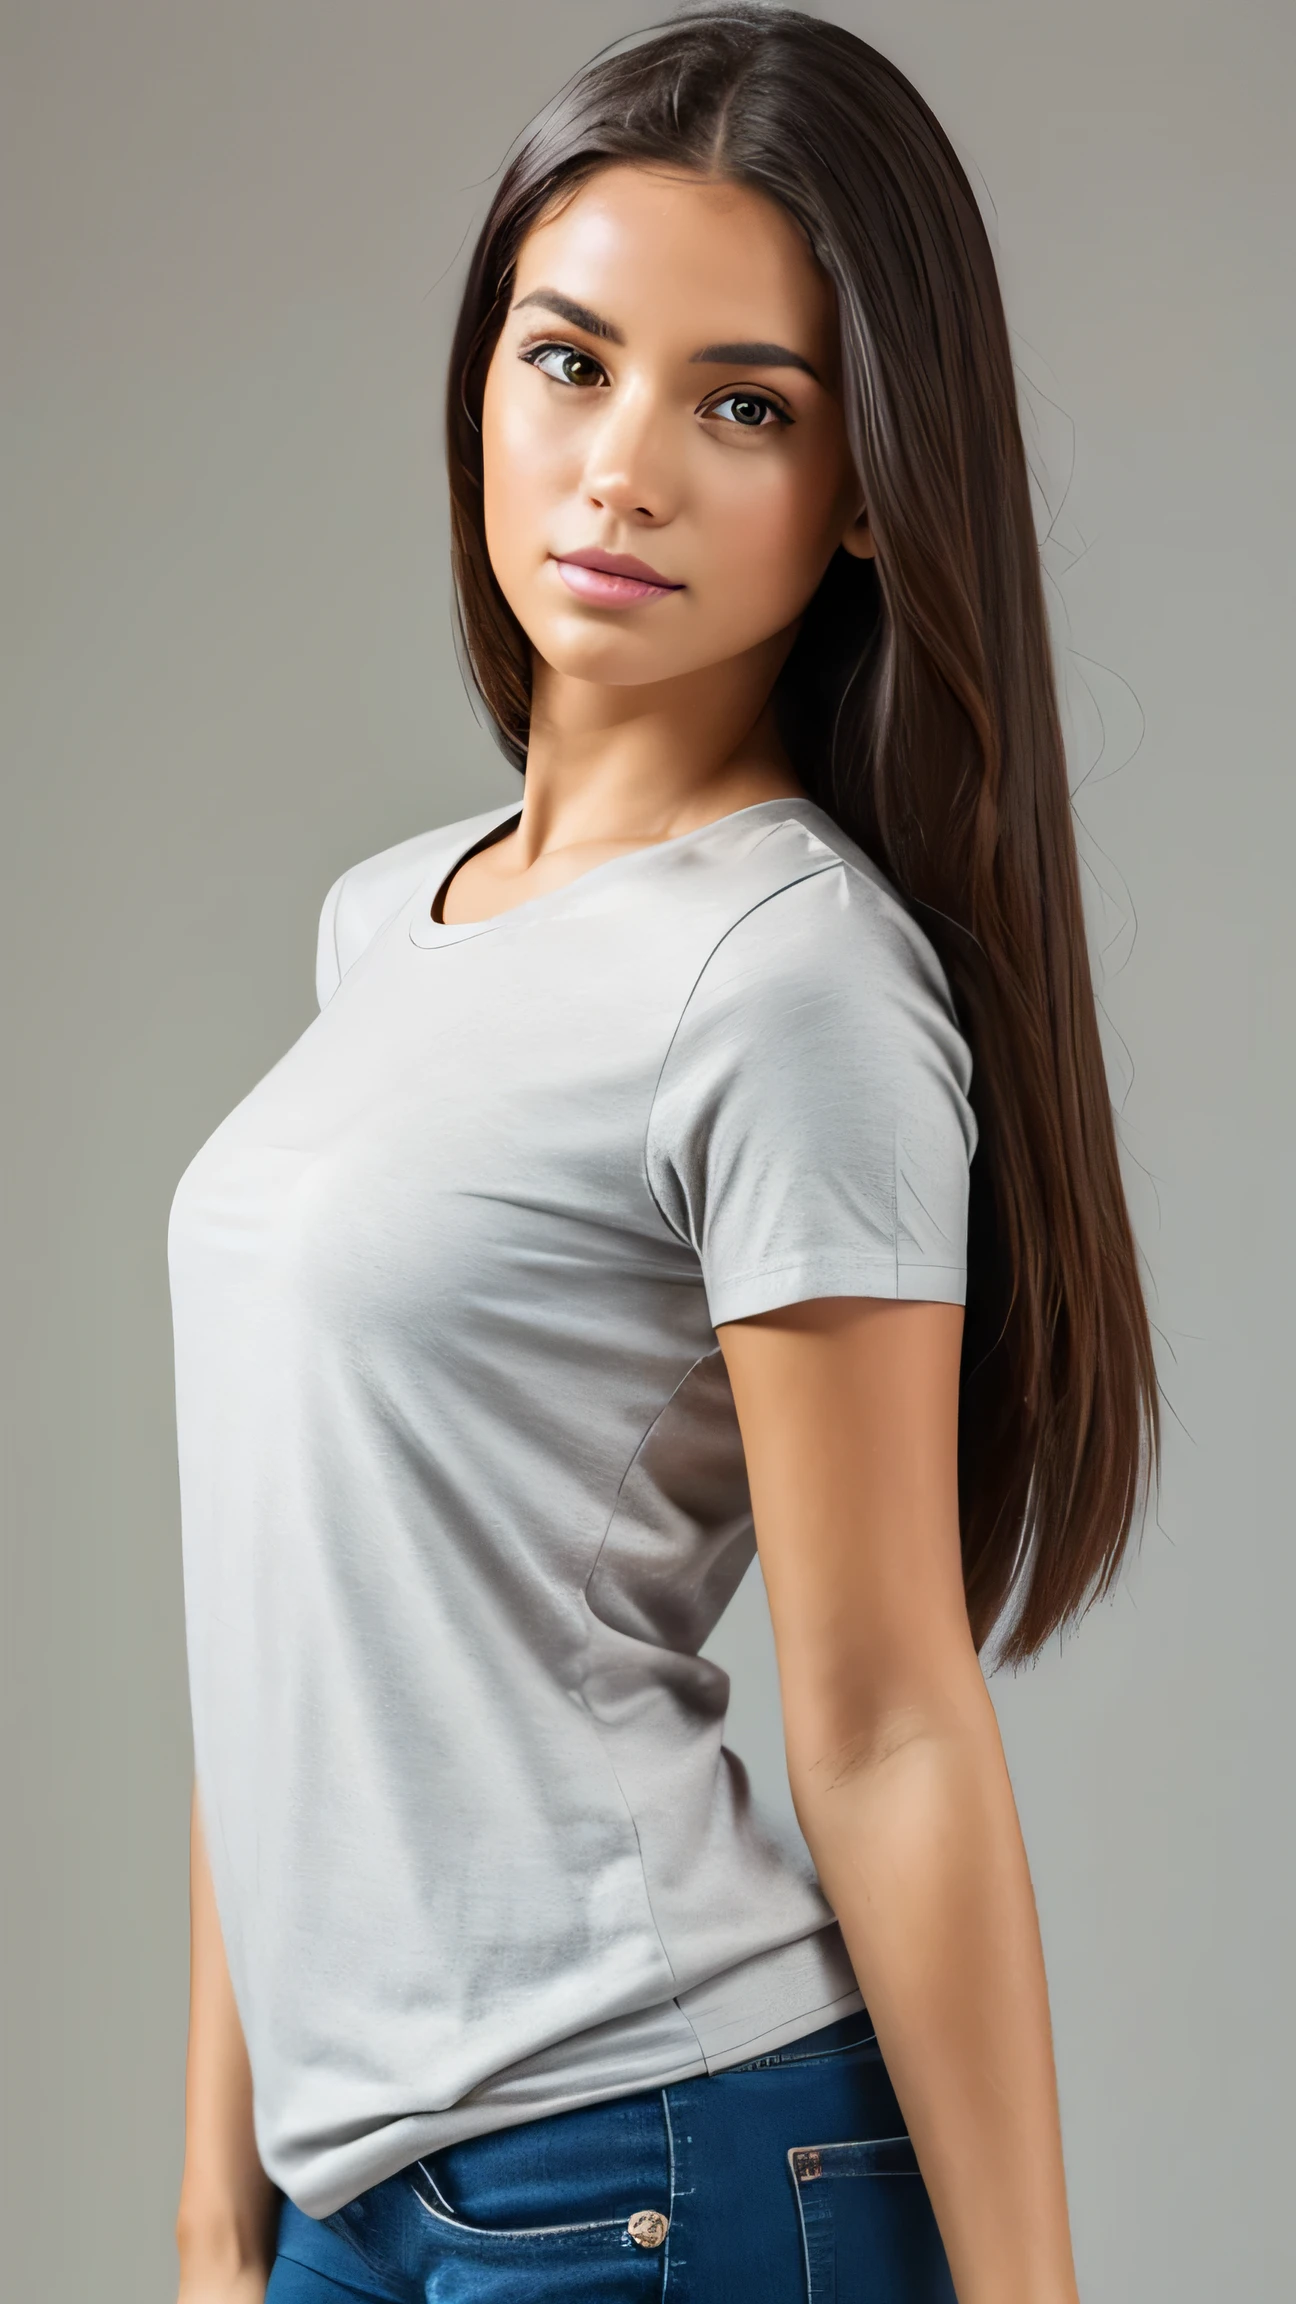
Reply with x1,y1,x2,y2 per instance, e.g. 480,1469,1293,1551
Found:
702,799,960,1028
314,801,518,1007
647,802,979,1278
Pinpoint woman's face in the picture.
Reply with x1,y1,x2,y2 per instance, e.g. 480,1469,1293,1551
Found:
480,163,872,694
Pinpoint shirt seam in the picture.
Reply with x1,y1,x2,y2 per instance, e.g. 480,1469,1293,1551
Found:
318,868,347,1009
573,1345,726,2028
639,851,846,1250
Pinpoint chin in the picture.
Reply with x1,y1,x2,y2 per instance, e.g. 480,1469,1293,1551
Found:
534,624,682,687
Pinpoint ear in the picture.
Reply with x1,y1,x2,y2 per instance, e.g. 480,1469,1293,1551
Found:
840,502,877,561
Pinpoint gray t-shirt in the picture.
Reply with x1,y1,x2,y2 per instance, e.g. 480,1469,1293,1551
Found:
169,794,976,2217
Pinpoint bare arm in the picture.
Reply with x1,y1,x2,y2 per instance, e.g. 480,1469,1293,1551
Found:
718,1296,1079,2304
176,1787,279,2302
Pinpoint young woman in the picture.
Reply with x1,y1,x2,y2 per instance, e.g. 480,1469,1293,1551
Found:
170,11,1157,2301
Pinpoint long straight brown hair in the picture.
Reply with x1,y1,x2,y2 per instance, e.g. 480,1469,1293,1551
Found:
444,4,1159,1662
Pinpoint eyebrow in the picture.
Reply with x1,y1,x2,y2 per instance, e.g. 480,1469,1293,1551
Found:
690,340,821,382
513,289,623,342
512,289,821,382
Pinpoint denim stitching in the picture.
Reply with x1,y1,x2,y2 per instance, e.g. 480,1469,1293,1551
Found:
661,2088,677,2297
787,2148,816,2299
726,2025,878,2075
410,2158,625,2242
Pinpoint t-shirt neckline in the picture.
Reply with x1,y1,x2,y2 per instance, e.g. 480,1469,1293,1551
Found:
407,793,824,951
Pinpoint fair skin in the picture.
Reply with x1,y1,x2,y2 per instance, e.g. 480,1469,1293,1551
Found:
178,165,1079,2304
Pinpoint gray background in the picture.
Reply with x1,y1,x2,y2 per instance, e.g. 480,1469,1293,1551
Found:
2,2,1291,2297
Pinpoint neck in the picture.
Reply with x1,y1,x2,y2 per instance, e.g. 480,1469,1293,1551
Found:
511,639,805,864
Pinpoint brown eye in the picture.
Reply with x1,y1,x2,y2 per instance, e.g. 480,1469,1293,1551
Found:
708,391,788,429
526,343,606,388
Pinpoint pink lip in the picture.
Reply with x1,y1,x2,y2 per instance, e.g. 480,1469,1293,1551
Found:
552,547,683,608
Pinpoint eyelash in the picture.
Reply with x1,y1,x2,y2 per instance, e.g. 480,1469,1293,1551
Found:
519,339,792,428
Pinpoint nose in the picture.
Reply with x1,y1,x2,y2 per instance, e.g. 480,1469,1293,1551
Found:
581,380,676,527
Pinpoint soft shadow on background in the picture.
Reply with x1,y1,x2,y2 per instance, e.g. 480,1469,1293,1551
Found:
2,4,1292,2297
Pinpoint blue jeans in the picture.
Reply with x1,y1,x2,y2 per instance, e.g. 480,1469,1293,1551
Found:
267,2008,955,2300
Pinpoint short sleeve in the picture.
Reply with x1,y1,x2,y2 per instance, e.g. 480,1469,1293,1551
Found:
645,862,978,1327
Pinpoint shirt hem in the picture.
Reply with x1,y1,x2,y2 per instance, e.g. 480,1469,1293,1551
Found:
707,1259,968,1326
274,1922,860,2220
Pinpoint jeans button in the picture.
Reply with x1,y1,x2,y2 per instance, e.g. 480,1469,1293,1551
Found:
627,2209,669,2248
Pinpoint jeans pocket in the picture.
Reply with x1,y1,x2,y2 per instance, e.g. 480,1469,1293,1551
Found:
787,2138,957,2302
411,2155,669,2250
